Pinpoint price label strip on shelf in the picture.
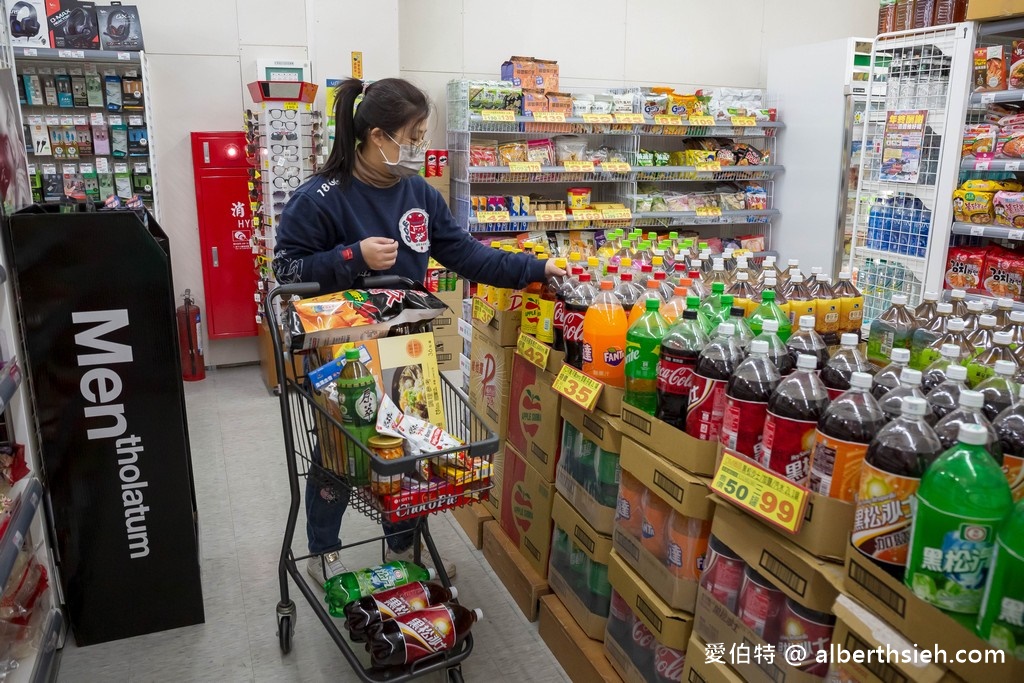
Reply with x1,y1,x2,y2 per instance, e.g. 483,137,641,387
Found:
971,225,987,237
613,113,645,124
696,206,724,217
654,114,682,126
975,159,991,171
696,161,722,172
711,451,810,534
476,211,510,224
563,160,595,173
688,115,716,127
1005,161,1021,171
730,116,757,127
283,102,299,111
1010,230,1024,241
508,161,542,174
533,112,566,123
570,209,603,222
552,364,603,411
535,209,567,222
582,113,614,124
600,162,631,173
481,110,517,122
517,333,550,371
472,298,496,325
601,208,633,221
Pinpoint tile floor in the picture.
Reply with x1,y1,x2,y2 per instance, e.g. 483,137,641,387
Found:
56,366,569,683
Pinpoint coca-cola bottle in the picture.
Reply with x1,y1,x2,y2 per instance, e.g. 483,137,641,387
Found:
878,368,936,425
927,364,968,421
552,261,578,352
686,323,743,442
976,360,1020,422
721,339,781,460
630,618,658,675
729,306,754,351
760,354,830,483
786,315,830,371
871,348,911,400
656,309,710,430
606,589,634,648
821,333,874,400
564,273,596,369
367,603,482,668
756,318,795,376
344,582,458,642
922,343,963,393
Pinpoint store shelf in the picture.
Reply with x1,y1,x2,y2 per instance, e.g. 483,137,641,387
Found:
14,47,141,64
951,222,1024,241
0,360,22,413
978,16,1024,38
465,165,782,183
854,246,927,263
0,478,42,591
12,608,63,683
467,113,784,129
635,210,778,223
633,165,783,181
969,90,1024,107
960,156,1024,172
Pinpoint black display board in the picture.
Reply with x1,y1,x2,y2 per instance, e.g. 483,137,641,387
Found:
4,204,204,644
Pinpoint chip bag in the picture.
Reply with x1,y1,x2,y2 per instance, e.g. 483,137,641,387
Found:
945,245,988,291
983,245,1024,299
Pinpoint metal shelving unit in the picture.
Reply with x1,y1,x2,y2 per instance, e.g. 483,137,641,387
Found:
950,222,1024,240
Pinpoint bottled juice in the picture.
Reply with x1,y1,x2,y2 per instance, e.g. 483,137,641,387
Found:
878,368,935,425
927,364,969,421
920,317,972,370
786,315,830,371
760,354,830,484
656,309,710,430
922,344,963,393
721,339,781,459
963,299,986,332
976,360,1019,422
687,323,743,442
910,302,951,370
834,270,864,334
992,385,1024,503
867,294,916,366
809,371,886,502
969,314,998,358
853,396,943,580
728,271,757,315
905,424,1013,621
786,273,817,326
915,291,940,324
583,280,628,387
976,499,1024,657
625,299,669,415
368,603,482,667
811,273,840,340
756,318,795,376
933,389,1002,459
872,348,911,399
969,331,1018,388
821,333,875,400
564,274,596,369
749,290,792,341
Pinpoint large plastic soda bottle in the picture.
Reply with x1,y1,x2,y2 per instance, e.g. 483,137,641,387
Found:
564,273,596,369
867,294,916,366
686,295,714,335
728,306,754,351
728,272,758,316
969,331,1019,388
520,253,545,336
976,360,1020,422
615,270,643,316
688,269,709,300
915,291,940,324
536,260,560,346
786,273,817,326
755,318,795,376
910,302,952,370
933,389,1003,460
700,282,727,319
878,368,935,425
342,581,459,637
662,286,688,324
871,348,911,400
786,315,830,370
325,561,436,605
976,499,1024,657
905,423,1013,621
656,309,710,430
927,364,969,421
749,289,792,341
721,339,781,460
628,280,666,327
811,273,840,341
992,385,1024,503
337,348,380,484
759,354,830,483
583,280,628,387
834,270,864,334
550,258,572,351
821,333,875,400
626,299,668,415
686,323,743,442
368,603,482,667
853,396,944,580
922,344,964,393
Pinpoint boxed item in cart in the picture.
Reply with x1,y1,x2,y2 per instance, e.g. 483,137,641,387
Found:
548,493,613,640
556,401,623,535
500,444,555,578
469,331,514,438
604,552,692,683
537,594,622,683
378,479,482,523
507,353,562,482
619,401,718,477
615,438,713,611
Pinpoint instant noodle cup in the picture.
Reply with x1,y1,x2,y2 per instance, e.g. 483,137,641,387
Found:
699,534,746,612
944,245,988,291
666,510,711,581
566,187,591,209
615,470,645,538
737,566,787,644
640,488,671,561
983,244,1024,299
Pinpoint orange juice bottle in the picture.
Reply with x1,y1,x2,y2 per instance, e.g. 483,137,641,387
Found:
582,280,628,387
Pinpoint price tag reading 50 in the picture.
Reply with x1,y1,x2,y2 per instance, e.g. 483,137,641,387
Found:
552,364,603,411
711,451,809,534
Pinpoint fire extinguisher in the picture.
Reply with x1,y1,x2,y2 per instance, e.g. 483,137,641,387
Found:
177,289,206,381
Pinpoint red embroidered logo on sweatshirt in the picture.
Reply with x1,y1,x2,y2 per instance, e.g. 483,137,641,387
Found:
399,209,430,253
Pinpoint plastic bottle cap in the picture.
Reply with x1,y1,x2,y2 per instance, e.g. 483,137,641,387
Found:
792,273,804,283
816,273,829,281
712,282,725,293
683,309,698,320
718,323,736,336
762,290,776,301
811,267,822,274
750,339,769,354
1011,311,1024,323
841,333,859,347
765,277,777,286
648,280,661,290
599,280,613,290
797,354,816,370
951,289,966,298
850,372,872,389
968,300,985,311
579,274,592,282
995,331,1013,345
901,396,927,417
646,298,660,311
948,319,965,332
999,298,1014,308
763,319,779,333
427,567,438,580
923,291,939,302
981,315,997,328
449,586,459,600
788,259,799,266
839,270,852,279
936,303,953,314
714,260,725,270
941,344,961,358
995,360,1016,376
891,348,911,363
674,286,686,296
947,364,968,381
892,294,908,305
958,423,989,446
731,307,745,317
799,315,815,329
474,608,484,621
900,368,922,386
959,390,984,409
737,272,749,281
345,349,360,361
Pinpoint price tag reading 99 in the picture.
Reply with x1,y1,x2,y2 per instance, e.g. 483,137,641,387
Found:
711,451,809,534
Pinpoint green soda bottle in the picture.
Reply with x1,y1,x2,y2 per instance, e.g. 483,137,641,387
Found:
325,561,436,606
905,423,1013,625
337,348,379,485
686,295,714,335
749,290,792,341
625,298,668,415
700,282,726,319
976,499,1024,660
713,295,735,327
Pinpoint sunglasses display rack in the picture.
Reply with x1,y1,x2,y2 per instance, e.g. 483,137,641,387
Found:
13,47,159,218
244,100,324,320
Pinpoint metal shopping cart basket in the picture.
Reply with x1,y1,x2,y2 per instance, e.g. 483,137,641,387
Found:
264,276,498,683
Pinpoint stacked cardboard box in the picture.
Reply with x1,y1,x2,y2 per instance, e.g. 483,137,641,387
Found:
432,282,464,375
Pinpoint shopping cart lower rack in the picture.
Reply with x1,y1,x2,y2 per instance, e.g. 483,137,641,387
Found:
264,281,499,683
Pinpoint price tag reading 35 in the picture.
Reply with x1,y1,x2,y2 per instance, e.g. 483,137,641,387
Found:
517,333,550,371
711,451,809,534
472,297,496,325
552,364,603,411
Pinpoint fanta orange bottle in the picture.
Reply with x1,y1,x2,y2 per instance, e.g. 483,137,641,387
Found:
583,280,628,387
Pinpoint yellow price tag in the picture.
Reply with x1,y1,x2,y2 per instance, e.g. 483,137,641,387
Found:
552,364,603,411
711,451,809,533
476,211,510,224
696,161,722,172
654,114,682,126
614,113,645,124
582,113,614,124
731,116,757,127
533,111,566,123
601,208,633,221
570,209,603,221
696,206,724,217
563,160,595,173
481,110,517,122
509,161,542,173
688,115,716,126
472,297,496,325
283,102,299,110
517,333,551,370
535,209,567,222
601,162,631,173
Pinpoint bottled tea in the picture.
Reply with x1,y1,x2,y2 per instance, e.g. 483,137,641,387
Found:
852,396,943,580
728,271,758,316
914,291,939,324
656,309,710,430
338,348,380,484
932,389,1002,461
625,299,669,415
878,368,935,425
992,385,1024,503
809,372,887,502
976,360,1020,422
687,323,743,442
786,273,817,326
910,302,952,370
969,331,1018,388
867,294,916,366
343,582,458,639
1006,310,1024,347
927,364,969,421
994,297,1015,330
721,339,781,460
786,315,830,371
756,318,795,376
759,354,830,484
872,348,911,400
963,299,986,332
919,318,972,374
922,344,963,394
368,603,482,668
975,499,1024,658
968,314,998,359
834,270,864,334
821,333,875,400
949,288,969,319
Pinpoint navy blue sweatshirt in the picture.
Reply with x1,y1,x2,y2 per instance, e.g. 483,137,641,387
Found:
272,174,545,293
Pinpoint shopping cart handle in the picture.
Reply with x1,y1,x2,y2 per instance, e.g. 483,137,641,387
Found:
358,274,425,292
270,282,322,300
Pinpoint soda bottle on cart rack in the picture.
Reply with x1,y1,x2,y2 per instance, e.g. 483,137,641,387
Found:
720,339,781,460
626,299,669,415
975,360,1020,422
337,348,380,485
786,315,830,371
563,273,596,369
922,344,964,393
343,581,459,640
656,309,710,430
932,389,1003,459
821,333,874,400
976,498,1024,656
904,423,1012,623
871,348,911,400
809,371,886,502
969,331,1019,388
686,323,743,442
833,270,864,335
910,303,952,370
878,368,935,425
920,317,972,371
867,294,916,367
583,280,628,388
852,396,944,581
749,287,791,341
325,561,436,605
759,354,830,484
927,363,969,420
992,386,1024,503
367,603,483,668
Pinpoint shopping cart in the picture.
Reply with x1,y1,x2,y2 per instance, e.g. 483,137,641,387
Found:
264,277,499,683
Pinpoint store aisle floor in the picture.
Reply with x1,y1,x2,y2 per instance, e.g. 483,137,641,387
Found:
57,366,569,683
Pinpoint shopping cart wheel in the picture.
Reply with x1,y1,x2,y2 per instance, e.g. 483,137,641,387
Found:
447,667,463,683
278,614,293,654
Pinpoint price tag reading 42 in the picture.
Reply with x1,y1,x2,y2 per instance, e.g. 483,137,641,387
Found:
711,451,809,534
517,333,550,370
553,365,603,411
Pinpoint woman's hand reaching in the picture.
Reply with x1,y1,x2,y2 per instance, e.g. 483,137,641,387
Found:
544,258,566,280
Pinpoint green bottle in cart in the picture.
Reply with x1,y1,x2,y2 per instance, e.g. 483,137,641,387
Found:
337,348,378,485
325,560,436,606
904,423,1013,627
976,499,1024,661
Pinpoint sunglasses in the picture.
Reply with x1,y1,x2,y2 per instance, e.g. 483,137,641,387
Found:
270,143,298,155
274,176,300,189
270,130,298,141
270,109,297,120
271,120,298,131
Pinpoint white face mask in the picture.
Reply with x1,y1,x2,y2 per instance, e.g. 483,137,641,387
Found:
379,132,427,177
